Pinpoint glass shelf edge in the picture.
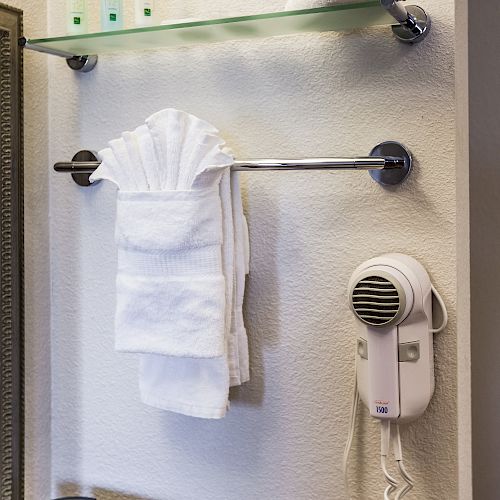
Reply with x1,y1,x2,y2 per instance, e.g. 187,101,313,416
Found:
27,2,395,55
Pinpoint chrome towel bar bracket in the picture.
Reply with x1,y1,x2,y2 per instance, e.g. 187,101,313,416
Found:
53,141,413,187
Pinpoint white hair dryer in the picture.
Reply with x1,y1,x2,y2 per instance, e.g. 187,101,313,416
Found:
348,253,446,423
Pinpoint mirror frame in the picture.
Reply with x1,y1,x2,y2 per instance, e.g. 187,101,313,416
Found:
0,3,23,499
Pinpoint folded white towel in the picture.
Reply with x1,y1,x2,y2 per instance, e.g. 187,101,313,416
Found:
90,109,249,418
115,189,226,358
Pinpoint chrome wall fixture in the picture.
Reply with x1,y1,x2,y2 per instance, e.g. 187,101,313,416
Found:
380,0,430,43
19,1,431,73
53,141,413,187
18,40,98,73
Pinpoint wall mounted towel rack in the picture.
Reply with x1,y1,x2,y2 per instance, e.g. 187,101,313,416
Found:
53,141,412,187
19,1,430,73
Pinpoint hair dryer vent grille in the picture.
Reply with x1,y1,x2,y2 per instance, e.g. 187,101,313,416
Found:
351,275,401,326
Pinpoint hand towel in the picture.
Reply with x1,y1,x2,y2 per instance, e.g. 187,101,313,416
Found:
90,109,249,418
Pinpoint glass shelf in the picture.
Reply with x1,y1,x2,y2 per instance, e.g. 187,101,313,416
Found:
28,2,394,56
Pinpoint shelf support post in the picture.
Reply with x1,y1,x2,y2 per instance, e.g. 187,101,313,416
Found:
380,0,431,43
18,37,98,72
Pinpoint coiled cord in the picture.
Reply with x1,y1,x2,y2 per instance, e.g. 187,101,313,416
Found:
380,420,399,499
391,424,414,499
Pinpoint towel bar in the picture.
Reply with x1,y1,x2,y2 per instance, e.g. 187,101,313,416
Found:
53,141,412,187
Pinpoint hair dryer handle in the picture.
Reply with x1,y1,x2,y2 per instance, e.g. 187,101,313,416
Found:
366,325,400,420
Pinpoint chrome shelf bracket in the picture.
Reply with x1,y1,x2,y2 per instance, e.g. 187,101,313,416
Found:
18,37,98,72
381,0,431,43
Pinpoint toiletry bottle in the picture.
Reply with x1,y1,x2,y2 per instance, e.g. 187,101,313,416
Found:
135,1,155,27
101,0,124,31
66,0,88,35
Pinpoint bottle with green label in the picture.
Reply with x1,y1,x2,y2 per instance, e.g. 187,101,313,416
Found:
135,0,155,27
66,0,88,35
100,0,124,31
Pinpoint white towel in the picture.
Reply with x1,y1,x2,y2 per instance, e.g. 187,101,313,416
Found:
90,109,250,418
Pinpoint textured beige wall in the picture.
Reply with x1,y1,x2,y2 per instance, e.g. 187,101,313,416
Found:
42,1,459,499
7,0,51,498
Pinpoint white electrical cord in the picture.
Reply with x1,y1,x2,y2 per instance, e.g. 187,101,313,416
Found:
342,359,359,500
430,284,448,334
391,424,415,499
380,420,399,499
344,387,418,500
396,461,414,499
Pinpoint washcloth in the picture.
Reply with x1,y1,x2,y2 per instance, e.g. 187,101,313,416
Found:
90,109,249,418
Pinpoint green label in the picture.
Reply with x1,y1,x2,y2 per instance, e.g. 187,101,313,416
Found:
110,13,117,21
73,16,81,25
144,8,152,16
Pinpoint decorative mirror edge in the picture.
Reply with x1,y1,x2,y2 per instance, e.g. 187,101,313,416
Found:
0,4,24,499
